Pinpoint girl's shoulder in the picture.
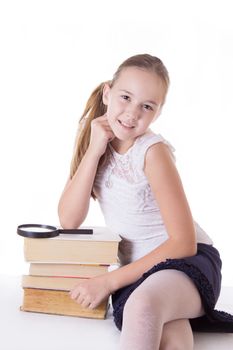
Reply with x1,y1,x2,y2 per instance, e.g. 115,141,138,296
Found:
135,129,176,162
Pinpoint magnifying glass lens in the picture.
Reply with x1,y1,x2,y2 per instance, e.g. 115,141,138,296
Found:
17,224,58,238
22,226,53,233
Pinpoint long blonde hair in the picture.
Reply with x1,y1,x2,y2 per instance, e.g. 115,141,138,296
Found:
70,54,170,198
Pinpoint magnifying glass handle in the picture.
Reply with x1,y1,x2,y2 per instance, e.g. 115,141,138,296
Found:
58,229,93,235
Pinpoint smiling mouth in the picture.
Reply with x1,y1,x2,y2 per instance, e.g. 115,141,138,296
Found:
118,120,135,128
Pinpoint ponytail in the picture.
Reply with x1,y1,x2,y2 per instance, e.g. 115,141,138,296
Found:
70,82,108,198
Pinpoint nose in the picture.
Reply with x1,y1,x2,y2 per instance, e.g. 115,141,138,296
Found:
125,105,139,123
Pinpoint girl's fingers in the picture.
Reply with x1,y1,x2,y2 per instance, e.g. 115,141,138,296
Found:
108,134,115,142
69,285,82,300
92,119,115,138
81,299,92,309
77,295,85,305
71,292,94,309
70,290,79,300
95,114,108,122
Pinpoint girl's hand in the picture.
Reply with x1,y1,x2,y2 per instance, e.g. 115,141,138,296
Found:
88,114,115,157
69,274,112,309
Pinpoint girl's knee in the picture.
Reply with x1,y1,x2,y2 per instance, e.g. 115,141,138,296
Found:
124,291,152,316
123,289,163,319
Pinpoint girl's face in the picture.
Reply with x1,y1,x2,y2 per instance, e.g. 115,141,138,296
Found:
103,67,166,148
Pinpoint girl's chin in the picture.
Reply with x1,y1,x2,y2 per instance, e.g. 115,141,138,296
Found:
111,124,137,139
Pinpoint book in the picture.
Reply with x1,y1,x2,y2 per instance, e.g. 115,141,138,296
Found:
21,288,108,319
22,275,87,291
24,226,121,264
29,262,109,278
20,226,120,319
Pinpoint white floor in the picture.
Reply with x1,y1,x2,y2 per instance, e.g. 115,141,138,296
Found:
1,275,233,350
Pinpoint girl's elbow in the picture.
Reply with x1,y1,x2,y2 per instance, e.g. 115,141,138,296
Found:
58,214,71,230
58,209,83,230
59,219,83,230
59,220,77,230
173,238,197,258
185,240,197,257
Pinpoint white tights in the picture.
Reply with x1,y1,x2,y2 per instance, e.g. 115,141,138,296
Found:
119,269,204,350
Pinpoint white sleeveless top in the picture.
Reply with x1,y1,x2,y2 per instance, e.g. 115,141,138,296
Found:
94,130,213,265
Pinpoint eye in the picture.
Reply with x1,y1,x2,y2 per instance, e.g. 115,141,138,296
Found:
121,95,130,101
143,104,153,111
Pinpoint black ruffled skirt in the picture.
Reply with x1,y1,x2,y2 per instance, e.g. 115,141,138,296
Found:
112,243,233,332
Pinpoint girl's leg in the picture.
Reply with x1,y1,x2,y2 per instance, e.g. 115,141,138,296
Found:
119,269,204,350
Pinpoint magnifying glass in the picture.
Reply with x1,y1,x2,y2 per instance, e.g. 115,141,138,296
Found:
17,224,93,238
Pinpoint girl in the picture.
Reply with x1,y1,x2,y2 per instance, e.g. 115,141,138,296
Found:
58,54,233,349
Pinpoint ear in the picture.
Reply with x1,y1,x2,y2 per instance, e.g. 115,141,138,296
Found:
102,83,111,105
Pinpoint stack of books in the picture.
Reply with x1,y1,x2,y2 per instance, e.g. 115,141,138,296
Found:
20,226,121,319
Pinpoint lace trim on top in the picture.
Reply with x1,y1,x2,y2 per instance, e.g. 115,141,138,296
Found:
104,145,142,188
102,131,176,189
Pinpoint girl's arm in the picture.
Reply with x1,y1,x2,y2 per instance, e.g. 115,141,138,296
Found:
107,141,197,292
58,115,115,229
58,149,101,229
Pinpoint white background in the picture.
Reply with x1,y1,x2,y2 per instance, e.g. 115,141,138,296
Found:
0,0,233,285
